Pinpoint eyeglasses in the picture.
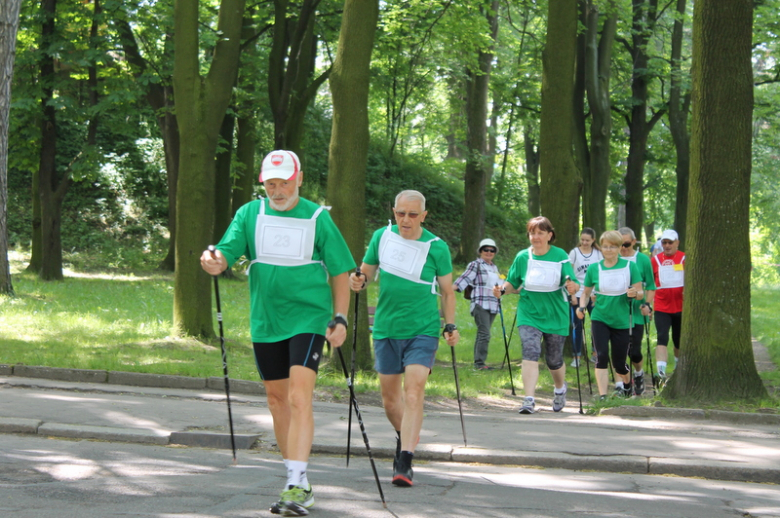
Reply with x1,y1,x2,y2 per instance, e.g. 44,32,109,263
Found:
481,248,496,254
394,210,421,219
621,242,633,248
661,240,674,245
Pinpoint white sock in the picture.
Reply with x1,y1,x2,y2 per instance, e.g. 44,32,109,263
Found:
615,381,624,389
554,386,566,395
634,369,644,377
286,460,307,489
657,361,667,374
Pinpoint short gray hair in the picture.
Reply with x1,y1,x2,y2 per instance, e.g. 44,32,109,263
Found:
618,227,636,240
395,190,426,211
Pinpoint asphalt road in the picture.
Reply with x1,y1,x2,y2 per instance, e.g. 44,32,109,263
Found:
1,434,778,518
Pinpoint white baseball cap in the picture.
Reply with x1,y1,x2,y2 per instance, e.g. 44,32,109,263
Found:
477,238,498,254
661,229,679,241
259,150,300,182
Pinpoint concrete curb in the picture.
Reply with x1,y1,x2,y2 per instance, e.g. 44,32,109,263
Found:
37,423,169,445
169,431,261,450
4,365,777,426
2,364,266,396
2,417,778,484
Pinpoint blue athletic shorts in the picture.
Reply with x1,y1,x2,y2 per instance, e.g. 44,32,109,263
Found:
373,335,439,375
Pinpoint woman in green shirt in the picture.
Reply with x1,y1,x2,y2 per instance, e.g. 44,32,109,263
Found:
576,231,644,399
495,216,578,415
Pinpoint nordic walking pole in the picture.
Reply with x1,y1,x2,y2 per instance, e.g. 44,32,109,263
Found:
207,245,237,464
571,305,584,414
627,294,634,396
446,325,467,447
497,293,516,396
583,311,593,395
331,327,386,508
645,320,657,396
500,308,517,370
346,267,362,467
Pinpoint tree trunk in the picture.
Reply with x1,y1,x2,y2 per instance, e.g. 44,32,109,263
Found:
231,13,258,217
523,122,540,217
664,0,765,401
213,111,234,245
572,0,589,227
669,0,691,251
233,114,256,214
158,96,180,271
172,0,245,338
539,0,580,251
268,0,328,154
114,14,180,271
624,0,663,240
0,0,23,295
582,0,617,237
37,0,69,281
458,0,499,264
327,0,379,371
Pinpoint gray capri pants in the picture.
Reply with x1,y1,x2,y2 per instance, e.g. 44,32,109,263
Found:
518,325,566,371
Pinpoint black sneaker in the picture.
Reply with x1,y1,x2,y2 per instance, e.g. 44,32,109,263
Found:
633,373,645,395
392,453,414,487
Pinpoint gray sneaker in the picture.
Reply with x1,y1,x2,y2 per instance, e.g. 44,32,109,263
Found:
518,396,535,414
552,385,567,412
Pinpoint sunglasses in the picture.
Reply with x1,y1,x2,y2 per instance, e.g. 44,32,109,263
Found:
661,240,674,245
394,210,421,219
481,248,497,253
621,242,633,248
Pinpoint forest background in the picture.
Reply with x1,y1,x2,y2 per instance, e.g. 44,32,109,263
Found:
0,0,777,404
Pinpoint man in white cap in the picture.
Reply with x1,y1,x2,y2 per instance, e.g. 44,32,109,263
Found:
453,238,502,369
349,190,459,488
651,229,685,382
201,150,355,516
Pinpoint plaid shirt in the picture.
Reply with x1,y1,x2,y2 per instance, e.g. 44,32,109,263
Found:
454,258,500,314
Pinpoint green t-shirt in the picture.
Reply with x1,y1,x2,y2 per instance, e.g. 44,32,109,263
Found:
364,225,453,339
505,246,575,336
217,197,356,342
624,252,656,325
584,258,642,329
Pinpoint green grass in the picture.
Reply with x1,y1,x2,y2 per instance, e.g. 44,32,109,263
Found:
2,250,778,412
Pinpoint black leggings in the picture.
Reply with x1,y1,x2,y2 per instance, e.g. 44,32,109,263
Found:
571,297,594,356
654,311,682,349
591,320,630,375
628,323,645,364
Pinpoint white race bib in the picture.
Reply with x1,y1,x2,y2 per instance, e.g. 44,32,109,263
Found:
378,224,439,294
596,263,631,296
524,257,562,292
249,199,326,268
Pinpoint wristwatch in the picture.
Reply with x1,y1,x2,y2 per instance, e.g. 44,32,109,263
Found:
332,313,348,328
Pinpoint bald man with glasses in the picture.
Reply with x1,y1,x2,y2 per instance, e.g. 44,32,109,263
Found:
350,190,459,488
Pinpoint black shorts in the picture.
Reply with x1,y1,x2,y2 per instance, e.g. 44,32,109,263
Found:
654,311,682,349
253,333,326,381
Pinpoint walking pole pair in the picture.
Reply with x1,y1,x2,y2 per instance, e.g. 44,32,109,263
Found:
207,246,237,464
331,318,386,508
570,305,584,414
497,296,516,396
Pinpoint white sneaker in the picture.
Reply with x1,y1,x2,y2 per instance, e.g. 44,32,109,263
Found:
570,358,580,368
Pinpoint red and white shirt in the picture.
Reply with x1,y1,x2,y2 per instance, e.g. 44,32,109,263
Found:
652,250,685,313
